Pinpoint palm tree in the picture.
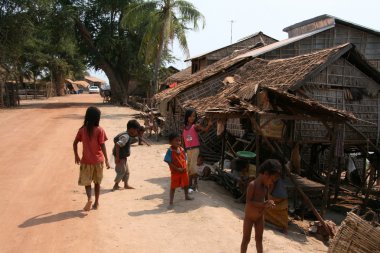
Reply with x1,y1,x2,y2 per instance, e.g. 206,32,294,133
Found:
123,0,205,93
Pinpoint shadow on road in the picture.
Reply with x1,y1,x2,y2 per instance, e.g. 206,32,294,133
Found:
128,177,245,218
19,102,107,110
18,210,88,228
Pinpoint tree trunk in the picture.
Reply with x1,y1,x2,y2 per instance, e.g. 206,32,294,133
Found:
75,20,129,104
100,63,129,104
53,71,65,96
0,79,3,107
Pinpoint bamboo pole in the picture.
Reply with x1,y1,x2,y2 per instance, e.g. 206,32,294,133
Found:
363,163,376,208
322,123,337,217
334,157,343,200
220,124,227,170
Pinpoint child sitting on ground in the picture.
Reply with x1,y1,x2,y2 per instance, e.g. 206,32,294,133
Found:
112,120,140,191
241,159,281,253
164,133,194,209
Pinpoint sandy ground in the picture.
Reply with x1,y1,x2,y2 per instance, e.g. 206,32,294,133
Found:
0,94,328,253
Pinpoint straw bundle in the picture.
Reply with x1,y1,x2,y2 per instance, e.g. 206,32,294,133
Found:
328,212,380,253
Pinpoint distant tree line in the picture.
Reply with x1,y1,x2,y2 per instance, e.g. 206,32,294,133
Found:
0,0,204,104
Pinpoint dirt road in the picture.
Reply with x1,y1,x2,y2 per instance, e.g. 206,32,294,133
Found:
0,95,327,252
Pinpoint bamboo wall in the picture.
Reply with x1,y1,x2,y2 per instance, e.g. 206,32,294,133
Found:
295,58,379,143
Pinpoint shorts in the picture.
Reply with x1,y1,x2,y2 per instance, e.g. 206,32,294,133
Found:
186,148,199,176
171,172,189,189
114,159,129,183
78,163,104,186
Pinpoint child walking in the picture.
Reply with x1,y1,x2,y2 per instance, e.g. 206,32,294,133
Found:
112,119,140,191
164,133,193,209
182,108,212,191
240,159,281,253
73,106,110,211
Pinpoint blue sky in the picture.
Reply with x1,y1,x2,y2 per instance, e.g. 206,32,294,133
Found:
89,0,379,83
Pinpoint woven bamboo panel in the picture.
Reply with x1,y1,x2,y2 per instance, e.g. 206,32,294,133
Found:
328,212,380,253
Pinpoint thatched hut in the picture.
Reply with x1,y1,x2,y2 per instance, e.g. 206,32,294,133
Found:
184,43,380,205
154,15,380,148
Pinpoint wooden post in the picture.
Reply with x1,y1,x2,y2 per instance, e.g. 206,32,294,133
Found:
334,157,343,200
220,122,227,170
322,124,337,217
255,135,260,177
363,163,376,208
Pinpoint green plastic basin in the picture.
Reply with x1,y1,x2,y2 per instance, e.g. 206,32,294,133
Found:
236,151,256,159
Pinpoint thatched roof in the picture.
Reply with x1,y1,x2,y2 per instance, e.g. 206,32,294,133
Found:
164,66,192,84
233,43,352,99
85,76,106,84
186,87,357,123
153,26,335,103
184,44,366,122
283,14,380,37
153,48,251,102
73,80,90,88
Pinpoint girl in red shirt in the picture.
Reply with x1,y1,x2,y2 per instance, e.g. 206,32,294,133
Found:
73,107,110,211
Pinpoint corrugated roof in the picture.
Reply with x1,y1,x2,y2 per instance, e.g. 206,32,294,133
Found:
235,25,334,60
283,14,380,36
185,31,277,61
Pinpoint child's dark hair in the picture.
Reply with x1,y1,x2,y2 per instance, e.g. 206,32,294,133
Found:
184,108,197,125
138,126,145,132
83,106,101,137
259,159,282,175
168,132,181,142
127,120,140,130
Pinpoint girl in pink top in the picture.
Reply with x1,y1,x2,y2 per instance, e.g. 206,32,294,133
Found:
73,107,110,211
182,108,212,190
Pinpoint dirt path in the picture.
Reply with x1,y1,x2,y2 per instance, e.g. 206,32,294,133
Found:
0,95,327,253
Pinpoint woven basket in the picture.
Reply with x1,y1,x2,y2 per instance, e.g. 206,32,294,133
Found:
328,212,380,253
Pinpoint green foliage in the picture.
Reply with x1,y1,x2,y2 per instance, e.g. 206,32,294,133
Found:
0,0,86,87
122,0,205,92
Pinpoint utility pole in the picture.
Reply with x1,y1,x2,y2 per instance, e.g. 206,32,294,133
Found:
229,20,234,44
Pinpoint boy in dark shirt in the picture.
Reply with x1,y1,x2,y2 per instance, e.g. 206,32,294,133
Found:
112,120,140,191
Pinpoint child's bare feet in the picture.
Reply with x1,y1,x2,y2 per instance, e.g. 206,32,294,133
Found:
124,185,135,189
92,202,99,210
112,185,121,191
185,196,194,201
83,200,92,211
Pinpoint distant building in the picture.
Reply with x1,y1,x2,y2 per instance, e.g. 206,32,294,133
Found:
84,76,106,87
186,31,277,73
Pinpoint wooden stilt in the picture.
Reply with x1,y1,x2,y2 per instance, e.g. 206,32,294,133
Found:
334,157,343,200
363,163,376,208
220,124,227,170
322,124,337,217
255,135,260,177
